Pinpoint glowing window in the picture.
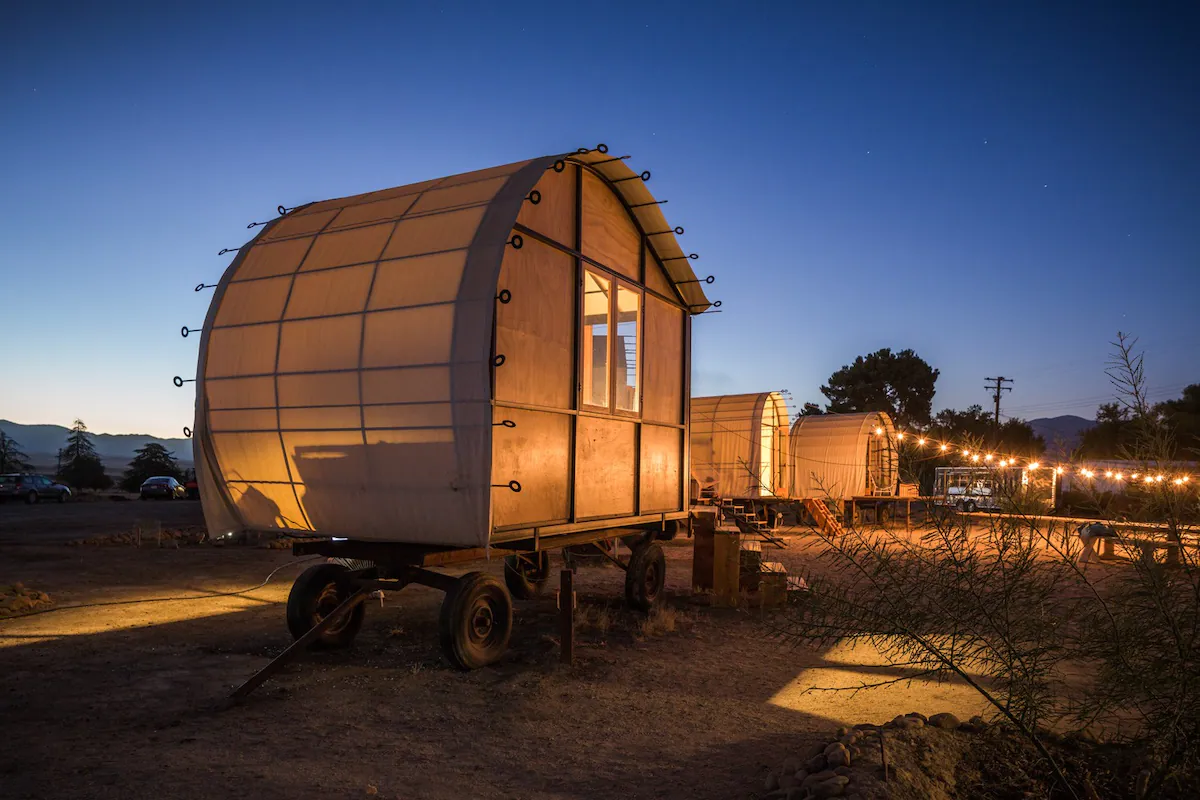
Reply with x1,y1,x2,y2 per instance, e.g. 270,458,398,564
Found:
615,285,640,412
581,270,611,408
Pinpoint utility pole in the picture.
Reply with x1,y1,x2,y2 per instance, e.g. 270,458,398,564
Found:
984,376,1013,438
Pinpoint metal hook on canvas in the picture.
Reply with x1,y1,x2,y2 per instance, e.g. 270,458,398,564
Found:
590,155,631,167
496,289,512,304
613,171,651,184
550,159,566,173
493,420,517,428
181,326,200,338
526,190,541,205
629,199,667,208
690,300,722,310
183,427,192,439
676,275,715,285
492,480,522,493
173,376,195,387
277,204,298,216
663,253,699,262
246,220,270,229
218,247,241,256
195,283,216,292
507,234,523,250
493,354,506,367
647,226,684,236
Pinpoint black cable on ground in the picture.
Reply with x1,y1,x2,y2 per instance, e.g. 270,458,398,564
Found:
1,556,321,621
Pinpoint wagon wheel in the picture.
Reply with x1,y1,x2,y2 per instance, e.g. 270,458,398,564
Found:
503,551,550,600
286,563,365,649
624,541,666,612
439,572,512,670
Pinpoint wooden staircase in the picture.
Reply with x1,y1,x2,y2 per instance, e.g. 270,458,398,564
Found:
718,499,785,548
802,498,844,537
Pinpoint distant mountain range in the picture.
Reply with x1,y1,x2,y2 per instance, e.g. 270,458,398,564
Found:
1028,415,1094,453
0,419,193,472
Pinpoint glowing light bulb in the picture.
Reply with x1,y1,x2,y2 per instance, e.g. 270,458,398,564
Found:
1055,467,1064,475
1028,462,1039,470
984,454,994,462
971,454,980,463
962,449,970,456
874,427,884,436
1131,473,1140,479
1105,471,1113,478
917,438,926,446
1155,475,1164,482
896,432,904,440
940,444,949,452
1174,478,1184,486
1114,473,1123,481
1184,476,1191,483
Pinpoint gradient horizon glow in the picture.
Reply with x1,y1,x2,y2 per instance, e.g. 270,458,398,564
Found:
2,2,1197,438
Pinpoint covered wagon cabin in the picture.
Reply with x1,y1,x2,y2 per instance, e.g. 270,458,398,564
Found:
788,411,899,523
689,392,791,501
193,148,711,669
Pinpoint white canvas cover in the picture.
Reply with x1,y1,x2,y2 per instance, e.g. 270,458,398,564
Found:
690,392,790,499
193,151,708,546
788,411,898,500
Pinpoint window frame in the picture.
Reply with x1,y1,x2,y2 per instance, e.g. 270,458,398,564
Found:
576,265,643,418
579,267,613,411
612,278,642,418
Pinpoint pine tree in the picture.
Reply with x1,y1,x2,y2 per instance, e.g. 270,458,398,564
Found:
0,431,34,473
120,443,182,492
57,420,111,490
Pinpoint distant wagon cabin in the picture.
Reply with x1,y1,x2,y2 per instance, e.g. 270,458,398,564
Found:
689,393,791,500
193,148,711,669
788,411,899,500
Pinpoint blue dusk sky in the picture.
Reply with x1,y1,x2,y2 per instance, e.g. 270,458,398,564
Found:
1,1,1197,438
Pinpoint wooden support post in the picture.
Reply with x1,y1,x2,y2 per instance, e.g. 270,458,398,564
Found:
559,569,575,666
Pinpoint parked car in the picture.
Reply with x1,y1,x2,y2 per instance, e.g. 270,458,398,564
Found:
0,474,72,504
140,476,186,500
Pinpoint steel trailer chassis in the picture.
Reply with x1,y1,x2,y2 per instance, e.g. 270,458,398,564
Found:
230,521,683,700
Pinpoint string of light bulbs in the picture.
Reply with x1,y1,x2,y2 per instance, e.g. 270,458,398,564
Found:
874,426,1197,488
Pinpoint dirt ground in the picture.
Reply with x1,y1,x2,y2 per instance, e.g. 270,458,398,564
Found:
0,525,992,800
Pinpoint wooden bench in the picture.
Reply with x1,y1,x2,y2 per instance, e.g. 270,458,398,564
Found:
1077,523,1183,567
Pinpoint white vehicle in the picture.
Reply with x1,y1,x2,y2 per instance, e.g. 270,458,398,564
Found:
933,467,1015,512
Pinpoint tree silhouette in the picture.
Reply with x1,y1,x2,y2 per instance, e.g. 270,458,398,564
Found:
1156,384,1200,457
57,419,111,490
120,443,183,492
0,431,33,473
1078,401,1133,459
929,404,1046,455
820,348,939,429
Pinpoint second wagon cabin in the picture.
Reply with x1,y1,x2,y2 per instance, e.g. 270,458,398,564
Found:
193,147,711,669
789,411,899,500
689,392,791,501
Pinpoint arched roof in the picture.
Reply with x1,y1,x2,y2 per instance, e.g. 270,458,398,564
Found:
194,150,706,546
690,392,790,498
788,411,897,499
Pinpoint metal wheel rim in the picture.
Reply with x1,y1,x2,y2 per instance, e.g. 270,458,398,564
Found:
644,561,661,597
467,595,501,647
517,554,545,581
313,582,350,635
